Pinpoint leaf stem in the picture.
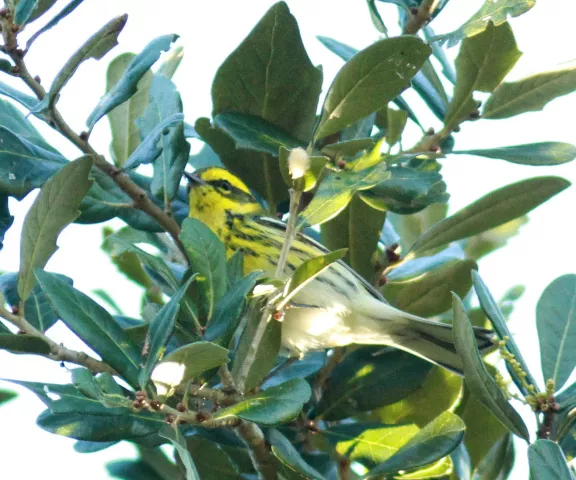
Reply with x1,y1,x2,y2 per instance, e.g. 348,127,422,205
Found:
0,16,190,265
0,304,116,374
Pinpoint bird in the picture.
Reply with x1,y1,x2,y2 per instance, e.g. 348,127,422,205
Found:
185,166,494,374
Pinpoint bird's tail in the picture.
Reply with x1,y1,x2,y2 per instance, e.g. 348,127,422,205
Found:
354,300,495,375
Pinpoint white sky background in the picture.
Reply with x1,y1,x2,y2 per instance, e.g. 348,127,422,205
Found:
0,0,575,478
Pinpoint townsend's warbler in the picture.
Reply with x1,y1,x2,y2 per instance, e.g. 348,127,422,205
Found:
186,166,494,373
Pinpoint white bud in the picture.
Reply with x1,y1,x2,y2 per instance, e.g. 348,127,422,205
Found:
288,147,310,180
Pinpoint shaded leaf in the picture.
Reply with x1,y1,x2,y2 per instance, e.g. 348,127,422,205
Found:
86,34,179,129
0,389,16,404
453,142,576,166
315,37,430,140
409,176,570,256
262,351,326,389
0,98,54,150
528,440,575,480
74,440,118,453
212,378,311,425
537,274,576,391
14,0,42,24
35,270,141,388
444,21,521,129
0,333,51,354
269,429,324,480
483,62,576,119
160,426,201,480
475,433,515,480
0,195,14,251
33,15,126,113
106,53,153,166
452,294,529,440
18,156,93,300
386,107,408,147
434,0,535,47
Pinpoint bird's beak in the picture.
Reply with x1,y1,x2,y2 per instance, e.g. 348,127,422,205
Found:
183,171,207,188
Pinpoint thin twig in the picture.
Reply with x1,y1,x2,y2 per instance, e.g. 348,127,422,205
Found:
0,304,116,374
0,17,190,264
403,0,438,35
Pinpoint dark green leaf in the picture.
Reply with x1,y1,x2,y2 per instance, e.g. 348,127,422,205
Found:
452,294,529,440
226,250,244,287
409,176,570,256
315,36,430,140
317,35,357,61
316,347,432,420
0,98,55,151
386,107,408,146
423,26,456,83
453,142,576,166
86,34,179,129
74,440,118,453
277,248,348,310
33,15,126,113
153,342,229,392
139,275,197,388
212,378,311,425
383,259,477,317
186,435,254,479
0,126,67,199
434,0,535,47
0,389,16,405
14,0,41,24
298,164,390,227
0,333,51,354
321,138,375,158
444,21,521,129
106,53,153,167
107,460,166,480
213,112,305,156
205,270,262,347
528,440,575,480
0,195,14,251
179,218,227,322
476,433,515,480
367,0,388,34
412,69,447,121
0,81,45,119
269,429,324,480
483,63,576,119
18,156,93,300
262,352,326,389
159,426,201,480
537,274,576,391
26,0,85,50
473,271,539,394
137,74,189,200
365,412,465,478
35,270,141,388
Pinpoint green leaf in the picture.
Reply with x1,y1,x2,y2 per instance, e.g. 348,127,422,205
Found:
74,440,118,454
451,294,529,440
376,367,463,427
321,195,385,282
483,63,576,119
152,342,229,393
536,274,576,391
321,138,375,158
0,333,51,354
186,435,254,479
367,0,388,34
0,389,16,405
0,98,54,150
0,81,45,119
452,142,576,166
137,74,189,201
315,36,430,140
26,0,85,50
528,440,575,480
159,426,201,480
212,2,322,143
0,196,13,251
214,112,305,156
317,35,357,61
409,176,570,256
179,218,227,322
33,15,127,113
35,270,141,388
86,34,179,129
475,433,515,480
231,301,282,391
158,45,184,79
316,347,432,420
139,275,197,388
263,352,326,389
18,156,93,300
276,248,347,310
472,271,539,394
365,412,465,478
434,0,535,48
14,0,42,24
212,378,311,425
383,259,477,317
106,53,153,166
204,270,263,347
386,107,409,147
444,21,521,129
269,429,324,480
298,164,390,227
0,126,67,199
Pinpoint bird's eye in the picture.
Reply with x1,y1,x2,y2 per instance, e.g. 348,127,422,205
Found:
216,180,232,192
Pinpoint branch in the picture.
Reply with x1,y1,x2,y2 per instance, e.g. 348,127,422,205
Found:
235,421,277,480
0,16,190,264
0,304,116,374
403,0,438,35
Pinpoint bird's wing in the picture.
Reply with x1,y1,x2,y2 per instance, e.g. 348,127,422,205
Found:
255,216,386,302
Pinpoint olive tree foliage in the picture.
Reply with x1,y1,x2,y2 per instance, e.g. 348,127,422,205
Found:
0,1,575,479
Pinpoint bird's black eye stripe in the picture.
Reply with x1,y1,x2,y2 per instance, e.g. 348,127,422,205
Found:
211,179,233,192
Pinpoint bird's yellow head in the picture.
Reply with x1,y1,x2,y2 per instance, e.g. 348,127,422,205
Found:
186,167,264,236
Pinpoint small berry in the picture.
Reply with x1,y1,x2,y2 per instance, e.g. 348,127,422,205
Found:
273,311,284,321
79,131,89,141
33,75,41,84
150,400,161,411
410,7,419,15
176,403,186,412
165,414,176,424
197,411,210,422
337,159,346,169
